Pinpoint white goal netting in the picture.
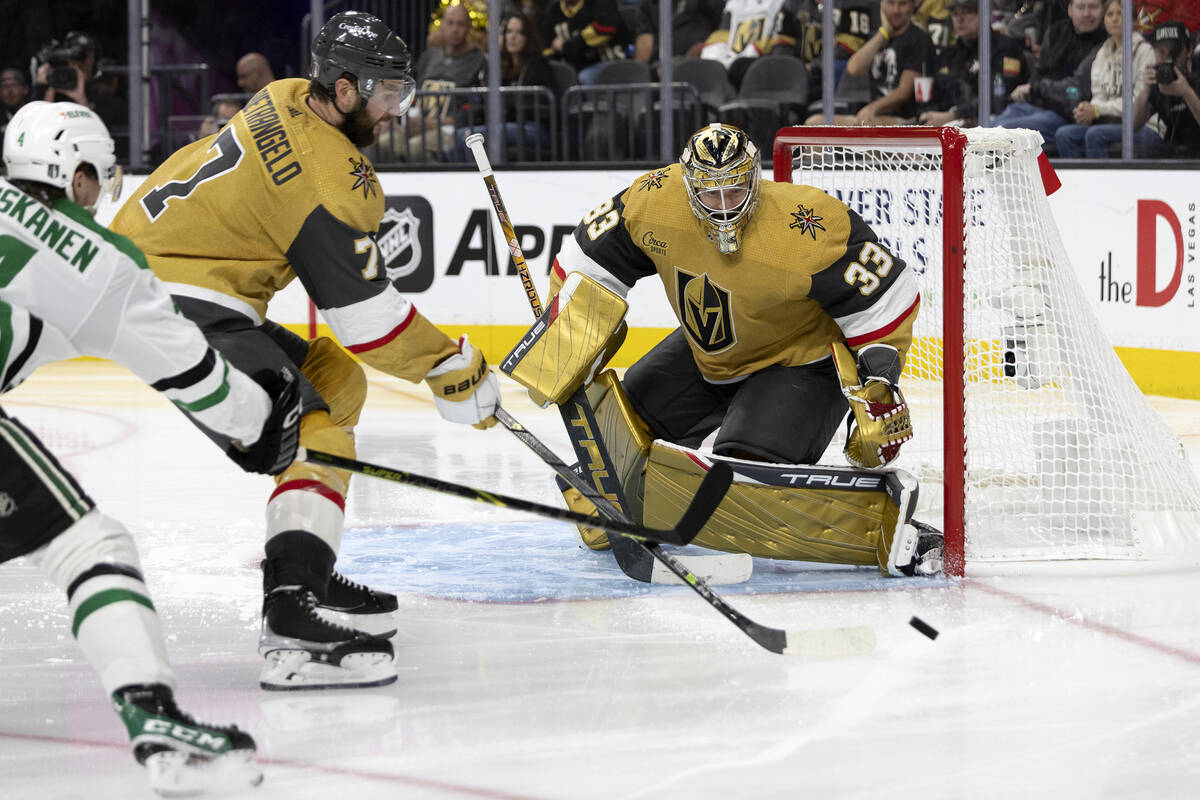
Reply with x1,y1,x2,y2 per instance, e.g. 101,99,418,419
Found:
775,126,1200,567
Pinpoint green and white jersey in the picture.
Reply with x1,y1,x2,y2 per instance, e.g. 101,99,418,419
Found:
0,178,269,445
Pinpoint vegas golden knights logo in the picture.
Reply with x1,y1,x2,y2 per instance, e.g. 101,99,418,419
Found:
676,269,735,353
689,126,743,169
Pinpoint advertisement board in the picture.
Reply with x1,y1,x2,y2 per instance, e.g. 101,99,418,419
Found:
102,166,1200,397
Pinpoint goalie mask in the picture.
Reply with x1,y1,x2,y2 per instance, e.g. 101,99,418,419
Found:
679,123,761,255
2,101,122,213
310,11,417,117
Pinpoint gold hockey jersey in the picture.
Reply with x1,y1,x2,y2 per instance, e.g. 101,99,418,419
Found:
552,165,919,382
112,78,456,382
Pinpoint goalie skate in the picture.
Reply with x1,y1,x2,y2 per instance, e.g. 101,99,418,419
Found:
317,569,398,638
112,683,262,797
259,586,397,691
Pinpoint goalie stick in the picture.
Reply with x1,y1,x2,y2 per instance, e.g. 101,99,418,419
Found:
299,447,873,657
297,447,731,547
464,132,748,585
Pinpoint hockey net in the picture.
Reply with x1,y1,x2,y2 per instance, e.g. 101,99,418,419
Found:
773,126,1200,575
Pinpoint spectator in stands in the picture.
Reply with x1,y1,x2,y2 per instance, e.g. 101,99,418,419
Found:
506,0,545,34
701,0,806,89
392,1,486,161
0,68,29,162
918,0,1029,126
450,12,554,160
1054,0,1158,157
807,0,935,124
197,94,247,139
632,0,725,64
33,32,124,138
992,0,1105,144
543,0,631,85
799,1,881,92
1132,20,1200,156
429,0,490,51
235,53,275,95
915,0,955,51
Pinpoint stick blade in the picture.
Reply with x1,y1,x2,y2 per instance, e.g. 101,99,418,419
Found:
674,461,733,544
649,552,753,585
781,626,877,657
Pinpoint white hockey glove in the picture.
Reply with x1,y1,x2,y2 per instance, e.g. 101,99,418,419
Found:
425,334,500,430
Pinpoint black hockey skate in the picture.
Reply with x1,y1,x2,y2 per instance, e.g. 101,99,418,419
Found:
319,569,398,638
259,585,397,691
112,683,261,796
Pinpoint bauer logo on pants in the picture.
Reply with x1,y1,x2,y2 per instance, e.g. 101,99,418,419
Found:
380,197,434,293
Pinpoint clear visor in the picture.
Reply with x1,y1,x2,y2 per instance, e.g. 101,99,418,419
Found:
104,163,124,202
690,172,752,223
363,76,416,117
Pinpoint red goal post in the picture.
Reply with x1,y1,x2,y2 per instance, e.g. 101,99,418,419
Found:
773,126,1200,576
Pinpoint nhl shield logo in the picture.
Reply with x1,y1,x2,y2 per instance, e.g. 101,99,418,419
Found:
378,206,422,282
0,491,15,518
676,269,735,353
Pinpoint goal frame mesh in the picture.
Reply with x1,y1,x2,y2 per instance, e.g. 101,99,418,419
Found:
772,125,1200,577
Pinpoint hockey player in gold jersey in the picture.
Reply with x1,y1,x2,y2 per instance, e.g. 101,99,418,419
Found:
504,123,942,578
111,12,501,689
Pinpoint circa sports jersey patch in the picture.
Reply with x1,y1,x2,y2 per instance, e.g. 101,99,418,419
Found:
348,156,378,198
789,203,826,240
638,169,669,191
676,269,735,354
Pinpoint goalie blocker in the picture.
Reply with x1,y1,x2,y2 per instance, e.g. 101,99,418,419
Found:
500,272,628,407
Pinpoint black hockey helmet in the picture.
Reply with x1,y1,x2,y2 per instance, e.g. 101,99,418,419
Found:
310,11,415,115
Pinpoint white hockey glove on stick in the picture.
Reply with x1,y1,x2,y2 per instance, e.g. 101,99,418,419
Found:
831,341,913,468
426,335,501,430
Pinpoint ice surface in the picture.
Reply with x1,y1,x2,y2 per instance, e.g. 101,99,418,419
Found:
3,362,1200,799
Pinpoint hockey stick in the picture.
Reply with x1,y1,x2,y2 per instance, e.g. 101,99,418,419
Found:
300,446,871,656
464,132,748,584
298,447,731,547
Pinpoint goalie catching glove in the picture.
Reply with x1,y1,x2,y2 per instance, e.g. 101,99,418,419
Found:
501,272,628,407
831,341,912,468
426,334,501,429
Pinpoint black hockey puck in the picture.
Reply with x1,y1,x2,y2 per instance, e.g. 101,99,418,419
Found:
909,616,938,640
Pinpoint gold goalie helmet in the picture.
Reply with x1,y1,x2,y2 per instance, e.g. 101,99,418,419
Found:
679,123,761,255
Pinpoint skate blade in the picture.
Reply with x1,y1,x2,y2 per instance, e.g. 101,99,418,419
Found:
145,748,262,797
260,649,397,691
315,606,398,638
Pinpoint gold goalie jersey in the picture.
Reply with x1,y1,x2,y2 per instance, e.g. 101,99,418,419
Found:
112,78,456,382
552,165,919,381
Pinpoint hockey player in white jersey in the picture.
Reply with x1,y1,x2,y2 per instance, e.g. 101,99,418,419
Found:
0,101,302,795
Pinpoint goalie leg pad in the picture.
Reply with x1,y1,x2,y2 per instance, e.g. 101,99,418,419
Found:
643,441,922,575
560,370,657,549
501,272,628,406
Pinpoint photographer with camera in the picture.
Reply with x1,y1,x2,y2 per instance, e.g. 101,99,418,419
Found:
1132,20,1200,157
32,32,122,137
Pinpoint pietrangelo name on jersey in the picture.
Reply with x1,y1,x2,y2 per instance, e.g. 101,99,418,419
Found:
243,90,302,186
0,186,100,272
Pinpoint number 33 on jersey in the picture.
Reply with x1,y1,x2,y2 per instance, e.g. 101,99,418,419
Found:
555,165,921,383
